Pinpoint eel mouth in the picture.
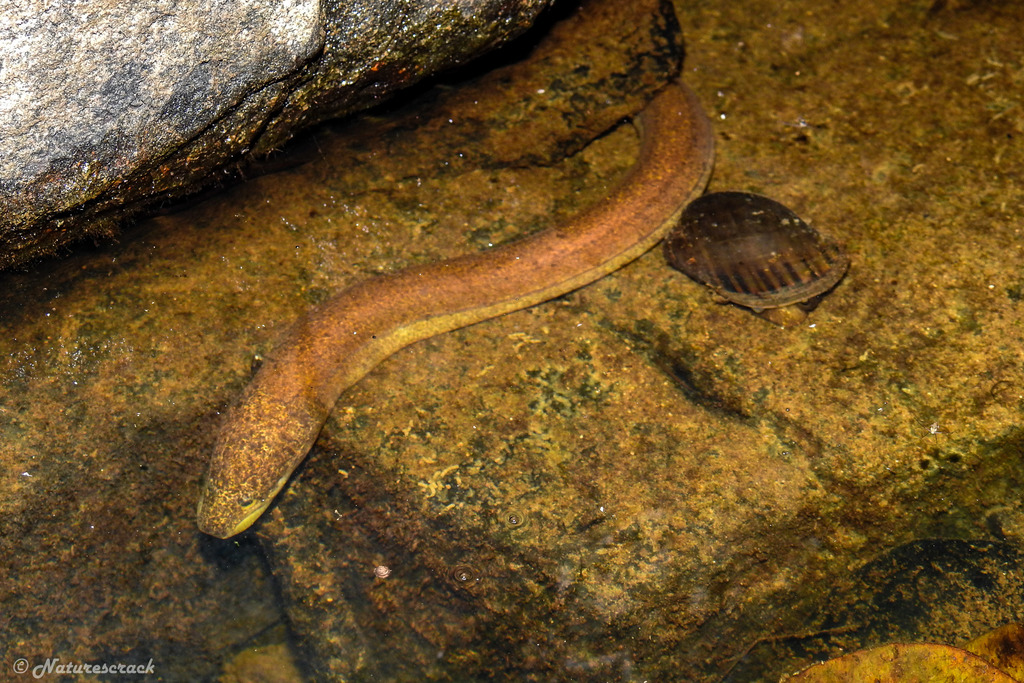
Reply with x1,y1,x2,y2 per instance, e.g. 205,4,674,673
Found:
197,473,289,538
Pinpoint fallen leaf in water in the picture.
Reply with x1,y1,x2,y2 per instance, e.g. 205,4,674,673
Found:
780,642,1020,682
965,623,1024,681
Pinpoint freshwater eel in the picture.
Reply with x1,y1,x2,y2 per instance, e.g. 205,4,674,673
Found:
197,83,715,538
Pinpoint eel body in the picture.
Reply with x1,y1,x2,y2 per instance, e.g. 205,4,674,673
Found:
197,83,715,538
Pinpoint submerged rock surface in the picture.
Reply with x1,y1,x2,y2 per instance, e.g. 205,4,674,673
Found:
2,0,1024,680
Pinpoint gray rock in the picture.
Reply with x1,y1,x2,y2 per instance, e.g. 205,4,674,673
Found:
0,0,551,269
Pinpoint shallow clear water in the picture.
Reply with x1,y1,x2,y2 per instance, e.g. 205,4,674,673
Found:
3,0,1024,681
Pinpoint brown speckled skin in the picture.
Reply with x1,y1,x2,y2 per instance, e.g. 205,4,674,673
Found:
196,83,715,538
